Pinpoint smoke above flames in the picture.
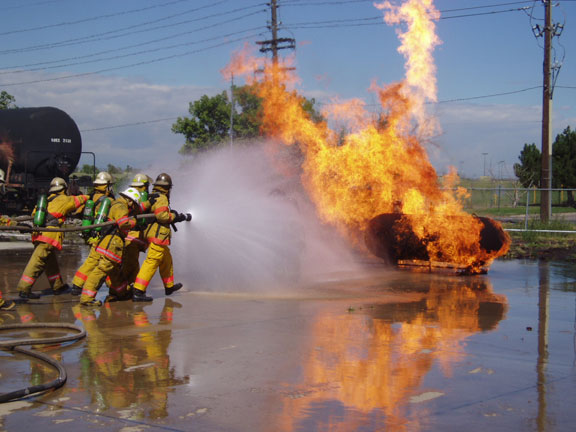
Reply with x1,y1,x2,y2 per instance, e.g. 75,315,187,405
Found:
221,0,509,270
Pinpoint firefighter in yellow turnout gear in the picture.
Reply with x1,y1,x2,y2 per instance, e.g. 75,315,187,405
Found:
17,177,89,300
71,172,115,296
0,169,16,310
120,173,152,288
79,188,141,307
0,169,17,229
133,173,185,302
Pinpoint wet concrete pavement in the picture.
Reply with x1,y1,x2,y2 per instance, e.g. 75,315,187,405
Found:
1,244,576,431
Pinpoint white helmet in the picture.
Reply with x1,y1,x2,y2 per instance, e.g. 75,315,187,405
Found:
0,169,5,183
93,171,114,186
120,187,141,205
49,177,67,193
130,173,152,188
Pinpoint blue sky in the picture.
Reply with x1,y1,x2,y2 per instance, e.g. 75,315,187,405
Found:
0,0,574,178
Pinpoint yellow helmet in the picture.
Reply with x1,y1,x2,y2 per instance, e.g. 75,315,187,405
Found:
49,177,67,193
130,173,151,188
93,171,114,186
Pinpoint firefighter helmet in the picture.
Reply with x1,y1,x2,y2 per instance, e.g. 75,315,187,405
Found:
0,169,5,183
153,173,173,188
49,177,67,193
130,173,152,188
120,187,141,205
93,171,114,186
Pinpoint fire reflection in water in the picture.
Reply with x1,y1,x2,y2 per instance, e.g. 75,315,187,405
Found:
276,278,508,432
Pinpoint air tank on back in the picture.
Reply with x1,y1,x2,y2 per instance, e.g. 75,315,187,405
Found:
0,106,82,184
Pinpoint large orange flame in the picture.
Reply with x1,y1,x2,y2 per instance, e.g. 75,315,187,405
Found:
224,0,509,270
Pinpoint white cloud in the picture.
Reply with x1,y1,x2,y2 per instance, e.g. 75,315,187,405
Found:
3,69,573,179
431,102,547,178
3,70,222,169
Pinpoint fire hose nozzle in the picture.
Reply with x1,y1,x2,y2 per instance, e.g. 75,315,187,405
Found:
172,212,192,223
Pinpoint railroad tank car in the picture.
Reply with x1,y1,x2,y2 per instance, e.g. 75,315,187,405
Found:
0,107,83,213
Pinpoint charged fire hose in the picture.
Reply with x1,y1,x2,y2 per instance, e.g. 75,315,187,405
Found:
0,323,86,403
0,212,192,233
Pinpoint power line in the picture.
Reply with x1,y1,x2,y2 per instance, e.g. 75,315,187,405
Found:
0,0,71,12
435,86,542,103
281,6,532,30
0,30,266,87
0,0,196,36
81,117,178,133
0,13,267,75
0,1,261,56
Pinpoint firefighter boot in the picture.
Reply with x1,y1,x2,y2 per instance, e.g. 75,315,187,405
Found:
0,299,16,311
133,289,153,302
40,284,71,296
19,290,41,300
80,298,103,307
70,284,82,296
165,283,182,296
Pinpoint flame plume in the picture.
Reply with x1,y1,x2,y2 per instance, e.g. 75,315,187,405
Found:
224,0,509,271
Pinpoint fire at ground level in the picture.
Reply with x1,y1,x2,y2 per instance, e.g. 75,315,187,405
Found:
0,243,575,432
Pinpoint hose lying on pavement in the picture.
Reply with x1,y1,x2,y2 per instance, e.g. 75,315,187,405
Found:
0,323,86,403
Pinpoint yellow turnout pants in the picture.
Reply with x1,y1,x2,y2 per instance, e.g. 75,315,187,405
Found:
79,234,125,303
121,241,142,285
17,242,64,294
72,245,99,288
133,243,174,293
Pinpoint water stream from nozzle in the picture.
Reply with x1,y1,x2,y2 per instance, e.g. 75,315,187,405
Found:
169,144,361,293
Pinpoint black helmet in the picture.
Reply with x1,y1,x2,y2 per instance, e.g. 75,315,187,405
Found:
154,173,173,188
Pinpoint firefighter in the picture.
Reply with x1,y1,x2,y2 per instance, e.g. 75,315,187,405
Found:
0,215,15,226
0,169,17,228
132,173,185,302
79,187,141,307
102,173,151,302
120,173,152,287
0,168,5,194
71,171,116,296
17,177,89,300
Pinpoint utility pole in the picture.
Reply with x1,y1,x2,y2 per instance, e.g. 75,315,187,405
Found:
229,73,234,146
540,0,552,222
255,0,295,66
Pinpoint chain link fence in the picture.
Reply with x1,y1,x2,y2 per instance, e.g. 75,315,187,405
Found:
458,186,576,233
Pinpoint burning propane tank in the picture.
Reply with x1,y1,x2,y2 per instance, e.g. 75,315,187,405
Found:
364,213,510,275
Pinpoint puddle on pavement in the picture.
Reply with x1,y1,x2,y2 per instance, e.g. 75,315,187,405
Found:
1,244,575,431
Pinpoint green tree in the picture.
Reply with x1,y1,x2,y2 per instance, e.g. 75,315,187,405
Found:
514,143,541,188
0,91,17,109
552,126,576,204
172,91,234,154
106,163,122,175
172,84,323,155
78,164,99,175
